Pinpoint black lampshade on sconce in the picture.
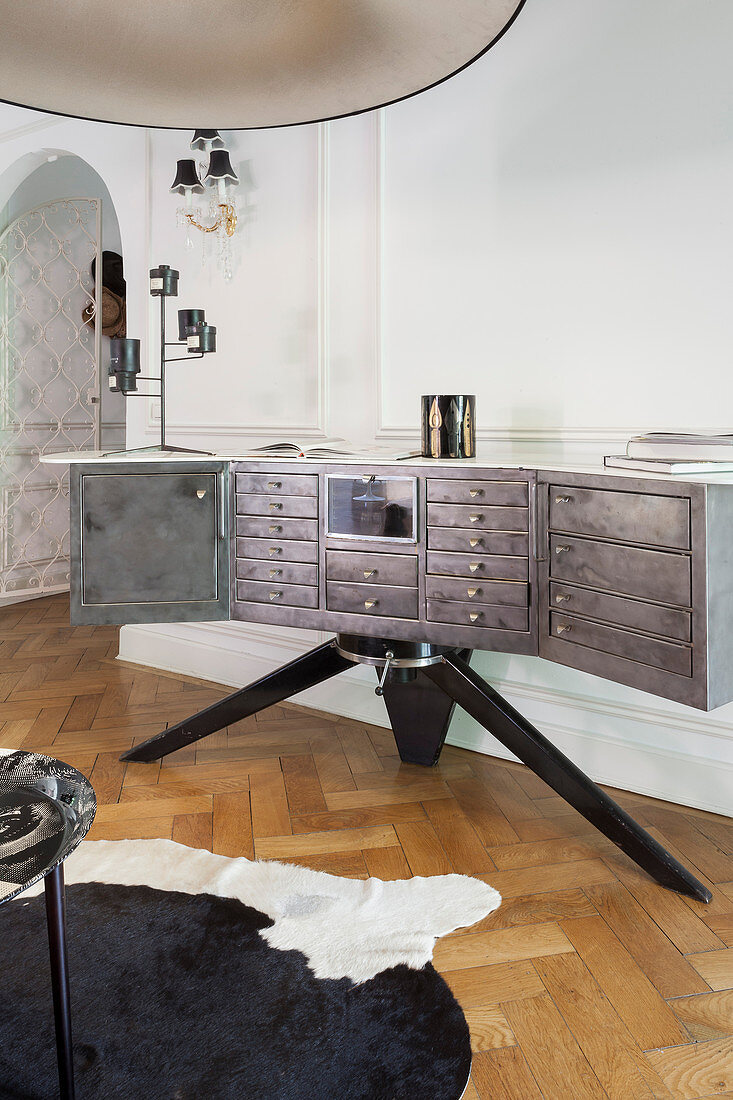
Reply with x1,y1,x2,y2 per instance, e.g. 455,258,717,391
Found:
204,150,239,187
169,159,205,196
190,130,225,151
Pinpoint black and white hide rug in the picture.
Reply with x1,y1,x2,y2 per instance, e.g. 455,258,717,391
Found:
0,839,501,1099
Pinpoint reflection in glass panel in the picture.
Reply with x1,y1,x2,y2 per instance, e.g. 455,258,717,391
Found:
327,476,416,542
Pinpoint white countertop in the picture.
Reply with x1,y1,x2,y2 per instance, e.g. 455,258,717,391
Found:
39,447,733,484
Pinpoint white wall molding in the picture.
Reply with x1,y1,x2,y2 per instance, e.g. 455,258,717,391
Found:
375,425,733,445
373,109,387,441
0,115,64,145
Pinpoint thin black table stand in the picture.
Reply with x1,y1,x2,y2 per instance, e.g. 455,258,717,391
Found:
122,636,711,903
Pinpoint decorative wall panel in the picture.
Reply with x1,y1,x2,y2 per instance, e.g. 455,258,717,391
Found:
0,198,100,599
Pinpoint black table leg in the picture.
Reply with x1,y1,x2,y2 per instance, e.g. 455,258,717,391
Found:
424,652,712,902
44,864,75,1100
380,650,472,765
122,639,353,763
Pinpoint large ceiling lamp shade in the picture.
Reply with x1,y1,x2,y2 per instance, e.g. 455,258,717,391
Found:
0,0,526,130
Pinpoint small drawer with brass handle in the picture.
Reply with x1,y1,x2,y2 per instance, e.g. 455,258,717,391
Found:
235,472,317,497
425,576,528,607
427,502,528,532
326,550,417,588
326,581,418,620
427,479,528,506
235,578,318,609
427,600,529,632
236,559,318,587
236,516,317,542
427,527,529,557
236,537,318,564
548,612,691,676
236,492,317,518
427,550,528,581
548,581,691,641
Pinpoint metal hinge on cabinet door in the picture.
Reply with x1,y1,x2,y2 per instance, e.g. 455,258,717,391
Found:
218,470,227,540
532,481,548,563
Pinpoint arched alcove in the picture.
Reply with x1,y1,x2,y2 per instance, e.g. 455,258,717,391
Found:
0,150,125,603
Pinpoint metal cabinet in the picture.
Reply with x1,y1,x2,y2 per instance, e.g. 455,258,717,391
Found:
63,457,733,711
538,471,733,710
69,461,230,625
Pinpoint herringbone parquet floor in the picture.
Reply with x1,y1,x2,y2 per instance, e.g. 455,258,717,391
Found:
1,592,732,1099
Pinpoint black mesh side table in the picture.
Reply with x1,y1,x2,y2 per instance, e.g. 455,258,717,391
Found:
0,750,96,1100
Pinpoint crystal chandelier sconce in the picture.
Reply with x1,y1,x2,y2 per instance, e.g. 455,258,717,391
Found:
171,130,240,280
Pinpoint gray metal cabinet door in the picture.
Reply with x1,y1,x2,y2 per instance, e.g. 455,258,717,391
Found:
70,462,230,625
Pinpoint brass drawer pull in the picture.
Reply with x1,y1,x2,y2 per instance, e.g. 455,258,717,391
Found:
196,489,206,499
469,488,483,498
268,546,282,556
268,568,282,578
269,524,282,534
469,513,483,523
468,562,482,573
555,593,571,603
267,481,282,490
555,545,571,554
467,587,479,598
555,495,572,504
269,591,283,601
363,569,377,580
364,598,378,610
268,501,283,511
469,612,482,623
556,622,572,634
469,537,483,548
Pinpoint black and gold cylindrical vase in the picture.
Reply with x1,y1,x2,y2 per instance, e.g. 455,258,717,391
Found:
421,395,476,458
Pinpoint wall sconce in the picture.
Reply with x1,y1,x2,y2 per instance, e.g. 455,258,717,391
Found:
171,130,240,280
105,264,216,455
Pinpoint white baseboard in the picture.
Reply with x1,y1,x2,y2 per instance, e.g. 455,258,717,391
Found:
119,622,733,817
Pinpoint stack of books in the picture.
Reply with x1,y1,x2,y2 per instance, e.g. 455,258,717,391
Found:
605,434,733,475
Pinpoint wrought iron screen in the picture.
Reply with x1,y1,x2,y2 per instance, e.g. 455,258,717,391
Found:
0,198,102,602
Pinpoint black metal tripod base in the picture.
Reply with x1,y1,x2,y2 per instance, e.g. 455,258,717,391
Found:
380,649,472,766
121,638,711,902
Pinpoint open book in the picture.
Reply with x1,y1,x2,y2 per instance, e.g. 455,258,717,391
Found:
249,439,420,460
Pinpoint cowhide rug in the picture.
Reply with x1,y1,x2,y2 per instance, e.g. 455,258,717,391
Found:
0,839,501,1099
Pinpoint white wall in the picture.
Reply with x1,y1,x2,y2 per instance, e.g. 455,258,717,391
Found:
5,1,729,811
